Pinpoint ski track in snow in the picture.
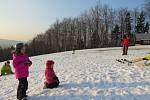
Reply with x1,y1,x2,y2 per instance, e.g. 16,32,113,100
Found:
0,45,150,100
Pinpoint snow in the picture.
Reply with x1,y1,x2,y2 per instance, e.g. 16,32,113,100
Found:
0,45,150,100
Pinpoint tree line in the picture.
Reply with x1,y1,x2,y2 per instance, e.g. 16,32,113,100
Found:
0,1,150,62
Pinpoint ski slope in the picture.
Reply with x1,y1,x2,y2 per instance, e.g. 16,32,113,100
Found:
0,45,150,100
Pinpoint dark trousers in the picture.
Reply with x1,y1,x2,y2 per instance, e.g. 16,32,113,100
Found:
123,45,128,55
44,77,59,89
17,77,28,100
44,82,59,89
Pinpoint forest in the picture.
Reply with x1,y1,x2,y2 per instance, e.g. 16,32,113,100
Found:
0,1,150,62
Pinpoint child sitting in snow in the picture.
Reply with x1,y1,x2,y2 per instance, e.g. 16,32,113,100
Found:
0,60,14,76
43,60,59,89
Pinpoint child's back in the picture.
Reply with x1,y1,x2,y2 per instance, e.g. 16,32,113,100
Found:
13,53,30,79
45,66,57,84
44,60,59,89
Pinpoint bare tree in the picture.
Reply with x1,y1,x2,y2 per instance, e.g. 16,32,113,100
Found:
145,0,150,18
25,2,143,57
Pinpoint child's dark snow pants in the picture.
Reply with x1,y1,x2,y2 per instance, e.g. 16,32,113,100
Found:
17,77,28,100
44,77,60,89
123,45,128,55
44,82,59,89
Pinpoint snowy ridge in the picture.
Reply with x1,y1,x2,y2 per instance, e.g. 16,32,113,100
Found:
0,45,150,100
0,39,22,48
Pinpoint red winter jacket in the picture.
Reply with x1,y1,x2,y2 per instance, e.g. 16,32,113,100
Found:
45,66,57,84
122,38,129,46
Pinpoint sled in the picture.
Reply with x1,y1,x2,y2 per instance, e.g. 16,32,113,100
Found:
116,59,150,67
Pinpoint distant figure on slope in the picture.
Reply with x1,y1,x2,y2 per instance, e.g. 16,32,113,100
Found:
43,60,60,89
13,43,32,100
121,34,129,55
0,60,14,76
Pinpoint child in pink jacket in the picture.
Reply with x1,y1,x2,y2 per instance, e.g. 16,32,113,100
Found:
13,43,32,100
43,60,59,89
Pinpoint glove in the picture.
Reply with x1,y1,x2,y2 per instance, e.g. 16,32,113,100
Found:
24,61,32,67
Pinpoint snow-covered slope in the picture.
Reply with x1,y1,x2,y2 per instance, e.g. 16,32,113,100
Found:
0,45,150,100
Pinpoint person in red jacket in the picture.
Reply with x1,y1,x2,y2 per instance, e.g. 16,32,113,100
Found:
43,60,59,89
122,34,129,55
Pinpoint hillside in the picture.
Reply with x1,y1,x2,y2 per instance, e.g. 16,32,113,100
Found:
0,45,150,100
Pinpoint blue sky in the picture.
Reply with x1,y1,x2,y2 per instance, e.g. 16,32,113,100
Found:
0,0,145,41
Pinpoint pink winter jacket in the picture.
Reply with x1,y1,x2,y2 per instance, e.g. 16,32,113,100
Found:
13,53,32,79
45,66,57,84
